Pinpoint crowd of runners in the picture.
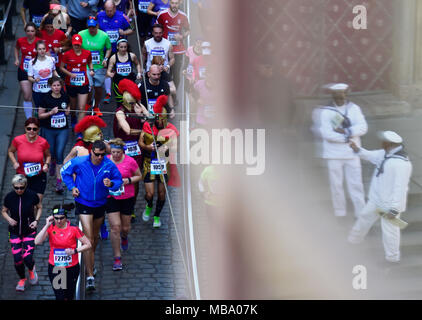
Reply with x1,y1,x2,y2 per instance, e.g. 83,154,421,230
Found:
1,0,212,300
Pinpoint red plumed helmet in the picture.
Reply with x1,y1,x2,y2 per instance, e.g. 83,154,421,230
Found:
74,115,107,133
118,79,142,101
153,95,168,114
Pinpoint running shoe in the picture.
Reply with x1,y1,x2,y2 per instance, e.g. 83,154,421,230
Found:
121,236,128,251
153,216,161,228
16,278,26,292
113,258,123,271
100,222,109,240
86,277,95,291
28,267,38,285
55,180,64,194
49,161,56,176
142,205,152,221
103,93,111,104
93,106,103,117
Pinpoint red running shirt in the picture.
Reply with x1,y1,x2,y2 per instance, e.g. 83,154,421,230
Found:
12,134,50,176
41,29,67,67
47,222,85,268
157,9,190,54
16,37,42,72
61,48,92,86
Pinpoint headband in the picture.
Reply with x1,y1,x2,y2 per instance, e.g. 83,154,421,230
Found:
110,144,124,150
117,38,128,45
53,208,67,216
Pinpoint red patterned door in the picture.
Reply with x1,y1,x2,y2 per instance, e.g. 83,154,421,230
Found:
249,0,393,96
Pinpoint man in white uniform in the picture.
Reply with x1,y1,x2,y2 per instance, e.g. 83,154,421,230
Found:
348,131,412,263
317,83,367,217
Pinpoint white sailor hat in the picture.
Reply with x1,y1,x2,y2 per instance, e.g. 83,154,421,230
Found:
324,83,350,91
377,131,403,144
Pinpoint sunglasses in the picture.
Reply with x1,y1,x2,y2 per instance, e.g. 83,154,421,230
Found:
93,151,106,157
26,127,39,132
54,216,66,221
13,186,25,190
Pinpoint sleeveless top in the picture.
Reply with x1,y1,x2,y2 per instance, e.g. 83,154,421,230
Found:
113,52,137,85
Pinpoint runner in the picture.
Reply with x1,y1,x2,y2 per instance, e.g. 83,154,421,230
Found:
14,22,42,119
39,15,67,75
156,0,190,90
135,0,153,47
7,118,51,203
2,174,42,292
98,0,134,104
41,1,72,36
62,0,99,34
79,16,112,116
146,0,170,26
142,23,174,78
113,79,149,221
61,140,123,291
27,40,59,116
139,95,180,228
106,138,141,270
138,64,175,118
38,76,70,193
59,34,94,122
35,203,91,300
150,55,176,102
63,115,107,163
21,0,50,28
107,38,142,89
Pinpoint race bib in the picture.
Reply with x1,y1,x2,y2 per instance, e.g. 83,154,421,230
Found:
91,51,101,65
36,78,49,92
54,249,72,267
51,51,59,64
199,66,206,79
151,159,166,175
116,62,131,76
168,32,179,46
203,105,215,118
32,15,43,27
70,72,85,86
124,140,141,157
109,184,125,196
147,99,157,113
151,49,165,58
23,162,41,177
106,30,120,43
51,113,67,128
138,0,149,12
187,64,194,76
23,56,31,72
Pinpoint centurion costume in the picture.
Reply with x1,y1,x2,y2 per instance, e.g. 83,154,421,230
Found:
141,95,180,187
73,115,107,152
113,79,144,164
141,95,180,228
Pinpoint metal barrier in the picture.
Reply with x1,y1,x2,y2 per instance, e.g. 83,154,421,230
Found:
0,0,15,65
75,219,86,300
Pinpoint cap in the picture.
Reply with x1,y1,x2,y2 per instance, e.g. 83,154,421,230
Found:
202,41,211,55
72,34,83,45
324,83,350,92
377,131,403,144
87,17,98,27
